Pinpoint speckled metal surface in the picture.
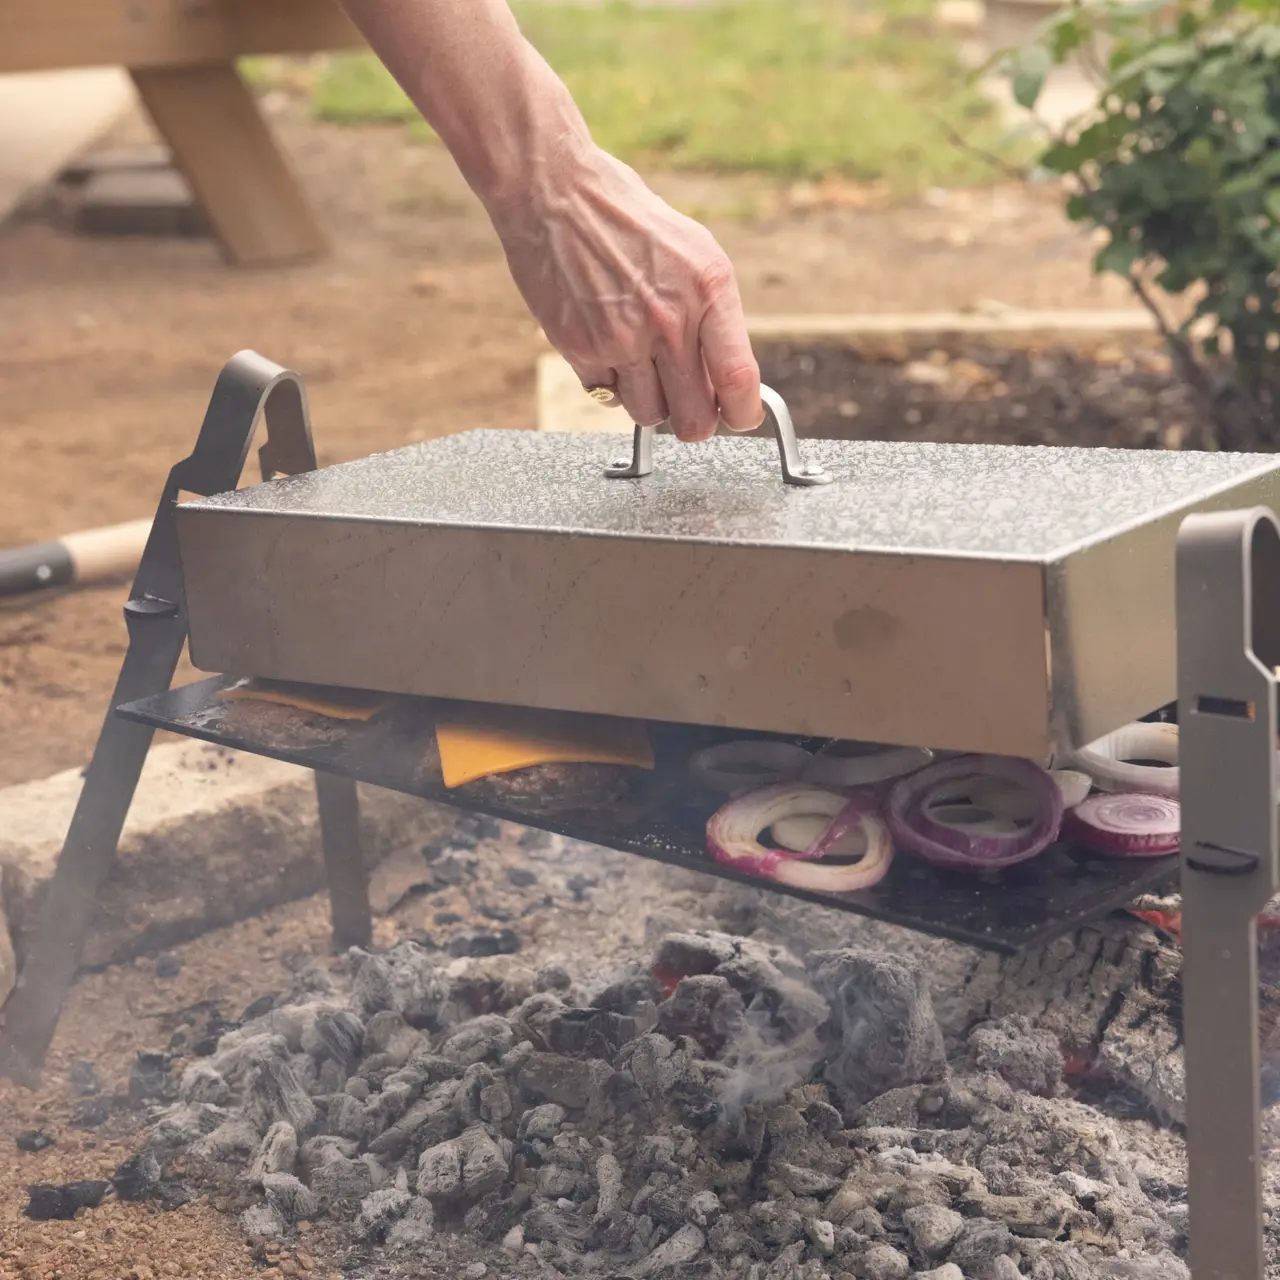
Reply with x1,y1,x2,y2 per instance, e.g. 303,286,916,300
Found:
184,430,1280,559
116,677,1178,954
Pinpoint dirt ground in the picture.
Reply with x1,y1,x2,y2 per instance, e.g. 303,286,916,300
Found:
0,93,1140,790
0,93,1148,1278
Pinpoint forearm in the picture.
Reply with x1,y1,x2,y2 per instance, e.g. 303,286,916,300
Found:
337,0,591,217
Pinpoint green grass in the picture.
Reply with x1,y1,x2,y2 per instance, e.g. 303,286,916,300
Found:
293,0,1014,193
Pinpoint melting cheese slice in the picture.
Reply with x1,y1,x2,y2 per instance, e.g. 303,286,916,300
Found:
435,705,655,788
217,678,394,722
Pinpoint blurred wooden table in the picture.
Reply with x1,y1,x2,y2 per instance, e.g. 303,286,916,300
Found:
0,0,363,265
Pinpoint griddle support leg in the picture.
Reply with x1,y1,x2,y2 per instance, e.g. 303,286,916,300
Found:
1179,508,1280,1280
0,351,319,1084
314,772,372,950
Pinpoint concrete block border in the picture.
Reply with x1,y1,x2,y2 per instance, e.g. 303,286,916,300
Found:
0,738,460,1004
535,308,1160,432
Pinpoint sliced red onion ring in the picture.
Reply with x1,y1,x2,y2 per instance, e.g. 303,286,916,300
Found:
1050,769,1092,810
1071,722,1178,798
1064,792,1180,857
690,740,812,793
887,755,1063,871
804,741,934,788
706,783,893,892
776,796,894,893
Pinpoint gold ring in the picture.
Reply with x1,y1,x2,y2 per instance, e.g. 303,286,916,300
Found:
584,385,618,404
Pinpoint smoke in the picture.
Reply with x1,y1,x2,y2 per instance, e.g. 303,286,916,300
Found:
715,975,830,1118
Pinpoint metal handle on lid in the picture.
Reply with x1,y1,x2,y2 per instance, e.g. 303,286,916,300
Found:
604,385,833,486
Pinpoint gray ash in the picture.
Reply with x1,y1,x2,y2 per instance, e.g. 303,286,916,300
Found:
139,927,1193,1279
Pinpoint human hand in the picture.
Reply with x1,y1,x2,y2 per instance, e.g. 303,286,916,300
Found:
489,140,762,442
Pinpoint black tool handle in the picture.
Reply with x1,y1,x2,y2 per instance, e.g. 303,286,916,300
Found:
0,541,73,597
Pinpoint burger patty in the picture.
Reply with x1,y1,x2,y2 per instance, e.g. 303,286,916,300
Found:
454,762,639,813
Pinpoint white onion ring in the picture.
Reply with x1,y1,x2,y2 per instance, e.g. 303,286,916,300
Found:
706,783,893,892
804,741,934,788
1050,769,1092,810
887,755,1063,870
1064,792,1180,857
690,740,812,793
1071,722,1178,798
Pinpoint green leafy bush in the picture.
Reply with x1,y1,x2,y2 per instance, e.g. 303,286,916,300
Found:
1001,0,1280,447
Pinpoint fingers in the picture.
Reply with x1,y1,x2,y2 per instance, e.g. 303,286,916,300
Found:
698,283,762,433
615,359,669,429
654,340,718,443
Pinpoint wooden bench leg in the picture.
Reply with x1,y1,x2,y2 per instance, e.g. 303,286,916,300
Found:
130,62,327,267
314,771,373,951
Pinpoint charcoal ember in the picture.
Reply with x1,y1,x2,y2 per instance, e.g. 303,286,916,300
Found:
448,928,520,958
459,1125,511,1197
241,993,277,1021
298,1134,358,1181
361,1010,423,1066
518,1050,614,1111
179,1061,231,1106
808,950,948,1112
464,1185,533,1242
152,1102,230,1152
16,1130,54,1153
545,1007,635,1058
854,1242,911,1280
240,1202,287,1240
656,975,746,1058
110,1152,162,1201
305,1010,365,1071
508,865,539,887
247,1122,298,1185
963,1189,1080,1241
190,1115,258,1161
538,1163,582,1199
345,1077,371,1101
69,1098,111,1130
68,1059,102,1096
629,1222,706,1278
353,1184,412,1242
154,951,181,979
441,1014,516,1066
594,1150,624,1220
591,970,662,1015
1101,1260,1189,1279
806,1216,836,1256
645,1184,694,1228
262,1171,320,1222
24,1180,111,1220
242,1043,317,1136
310,1155,376,1210
683,1190,721,1229
368,1083,462,1161
903,1203,964,1261
387,1195,437,1249
638,1134,680,1174
717,957,831,1041
988,1258,1027,1280
479,1076,513,1125
748,1200,805,1247
354,942,451,1030
449,956,536,1017
510,992,569,1049
708,1215,753,1257
773,1161,841,1197
652,932,740,982
523,1201,591,1244
129,1051,176,1103
417,1138,463,1199
326,1092,371,1143
915,1268,964,1280
948,1219,1017,1272
969,1016,1065,1098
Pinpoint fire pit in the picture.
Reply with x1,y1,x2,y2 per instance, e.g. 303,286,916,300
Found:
5,351,1280,1280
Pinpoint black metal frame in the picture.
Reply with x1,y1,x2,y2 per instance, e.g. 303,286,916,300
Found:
0,352,371,1086
3,352,1279,1280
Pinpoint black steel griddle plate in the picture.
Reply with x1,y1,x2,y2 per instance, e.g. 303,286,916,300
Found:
117,678,1177,955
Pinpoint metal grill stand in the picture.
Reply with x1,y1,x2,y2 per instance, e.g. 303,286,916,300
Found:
0,353,1276,1280
0,352,372,1087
